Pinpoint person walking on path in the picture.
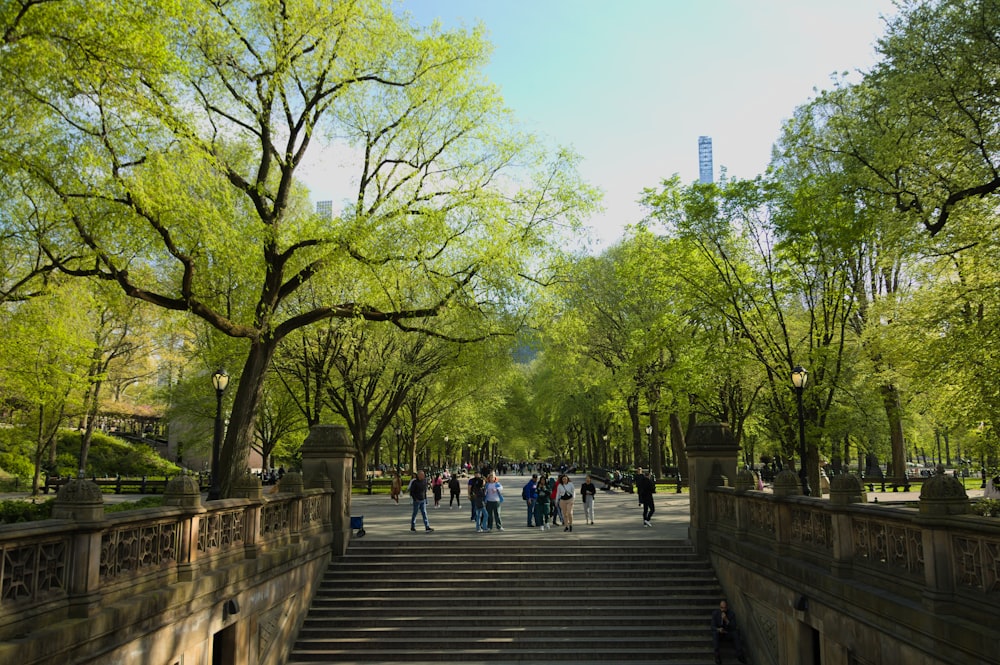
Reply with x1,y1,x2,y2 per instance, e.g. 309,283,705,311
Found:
431,472,443,508
471,477,488,532
534,474,551,529
547,475,563,526
710,599,747,663
523,474,538,527
447,473,462,508
557,474,576,532
635,467,656,527
580,475,597,524
468,471,482,521
407,470,434,532
390,471,402,504
484,472,505,532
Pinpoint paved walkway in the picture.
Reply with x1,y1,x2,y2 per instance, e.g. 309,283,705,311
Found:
347,473,691,541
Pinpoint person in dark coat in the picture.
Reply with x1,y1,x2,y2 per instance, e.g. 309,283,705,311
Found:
635,467,655,527
710,599,746,664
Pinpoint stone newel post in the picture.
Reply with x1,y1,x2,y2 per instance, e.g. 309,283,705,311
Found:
300,424,355,555
685,422,739,556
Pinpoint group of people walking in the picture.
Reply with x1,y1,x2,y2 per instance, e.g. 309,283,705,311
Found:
392,468,663,533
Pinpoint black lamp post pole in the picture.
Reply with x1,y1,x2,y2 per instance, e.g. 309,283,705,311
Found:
208,370,228,501
795,384,811,497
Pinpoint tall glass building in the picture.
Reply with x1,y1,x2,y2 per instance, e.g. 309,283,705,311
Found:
698,136,713,184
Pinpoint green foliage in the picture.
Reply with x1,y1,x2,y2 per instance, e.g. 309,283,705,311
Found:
104,496,164,513
0,498,53,524
0,427,179,479
55,430,181,477
972,499,1000,518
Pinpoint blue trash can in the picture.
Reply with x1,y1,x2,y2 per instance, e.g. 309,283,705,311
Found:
350,515,365,537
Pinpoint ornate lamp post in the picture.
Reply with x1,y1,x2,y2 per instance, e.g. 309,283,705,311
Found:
208,369,229,501
791,365,811,496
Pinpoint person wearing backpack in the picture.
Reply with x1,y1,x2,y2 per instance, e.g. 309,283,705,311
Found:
522,474,539,527
407,470,434,532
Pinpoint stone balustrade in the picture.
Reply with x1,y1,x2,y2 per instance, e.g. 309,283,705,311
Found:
0,484,333,641
705,480,1000,664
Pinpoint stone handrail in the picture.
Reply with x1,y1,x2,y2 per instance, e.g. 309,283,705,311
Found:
707,486,1000,629
0,488,333,641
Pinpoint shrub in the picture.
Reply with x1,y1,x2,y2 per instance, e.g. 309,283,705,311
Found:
105,496,164,513
972,498,1000,517
0,498,54,524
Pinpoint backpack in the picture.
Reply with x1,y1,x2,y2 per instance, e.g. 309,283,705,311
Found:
521,483,530,500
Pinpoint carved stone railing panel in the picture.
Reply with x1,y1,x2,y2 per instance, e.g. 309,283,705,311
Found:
790,507,833,552
851,515,924,578
746,496,776,536
1,538,68,606
711,492,737,525
302,495,325,526
260,500,291,539
197,509,245,554
952,533,1000,594
100,521,178,581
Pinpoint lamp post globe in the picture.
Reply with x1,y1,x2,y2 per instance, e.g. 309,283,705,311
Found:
208,369,229,501
791,365,811,496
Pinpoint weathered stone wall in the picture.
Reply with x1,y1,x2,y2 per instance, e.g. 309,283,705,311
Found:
688,422,1000,665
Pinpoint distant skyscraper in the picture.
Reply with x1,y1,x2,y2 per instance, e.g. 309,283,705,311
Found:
698,136,713,184
316,200,333,219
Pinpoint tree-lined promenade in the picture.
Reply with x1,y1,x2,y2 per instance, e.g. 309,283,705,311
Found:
1,0,998,498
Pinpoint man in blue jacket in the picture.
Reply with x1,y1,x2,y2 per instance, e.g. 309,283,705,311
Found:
522,474,538,527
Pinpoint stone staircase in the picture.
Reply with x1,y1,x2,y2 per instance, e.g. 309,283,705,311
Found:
287,538,728,664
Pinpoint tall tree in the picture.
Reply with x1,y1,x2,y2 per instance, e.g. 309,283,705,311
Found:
4,1,596,495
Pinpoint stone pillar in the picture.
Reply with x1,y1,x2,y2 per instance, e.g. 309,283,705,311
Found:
301,424,355,555
163,475,203,582
52,479,106,618
686,422,739,556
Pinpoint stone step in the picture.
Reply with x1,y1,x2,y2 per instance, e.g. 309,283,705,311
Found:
299,615,712,629
289,539,722,663
305,596,722,611
296,625,711,640
287,646,718,663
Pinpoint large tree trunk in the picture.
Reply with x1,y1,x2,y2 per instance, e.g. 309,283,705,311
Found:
627,393,642,466
78,379,104,475
669,412,689,480
219,340,277,498
881,383,906,485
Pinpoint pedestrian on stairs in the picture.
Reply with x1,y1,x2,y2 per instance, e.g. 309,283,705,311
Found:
407,470,434,532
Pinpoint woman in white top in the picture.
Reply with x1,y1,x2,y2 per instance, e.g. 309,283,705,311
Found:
484,473,504,531
558,474,576,532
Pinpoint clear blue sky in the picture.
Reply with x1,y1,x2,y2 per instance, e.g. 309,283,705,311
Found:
304,1,900,248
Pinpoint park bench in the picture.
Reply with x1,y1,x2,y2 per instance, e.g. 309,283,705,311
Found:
590,468,633,493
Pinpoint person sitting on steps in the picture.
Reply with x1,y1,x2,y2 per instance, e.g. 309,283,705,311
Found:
710,599,747,664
